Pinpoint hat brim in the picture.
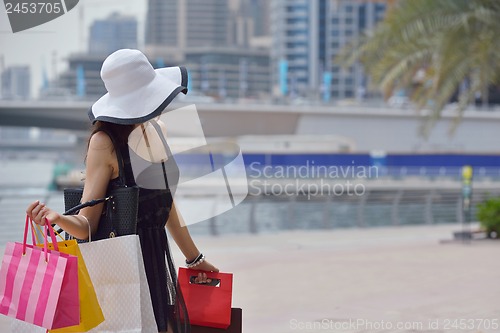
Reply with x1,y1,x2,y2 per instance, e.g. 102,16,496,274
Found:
89,66,188,125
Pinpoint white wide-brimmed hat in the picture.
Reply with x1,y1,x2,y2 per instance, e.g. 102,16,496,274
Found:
89,49,188,125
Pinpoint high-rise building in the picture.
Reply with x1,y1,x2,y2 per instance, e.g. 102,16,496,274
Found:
249,0,271,37
1,65,31,100
89,12,138,56
39,54,106,100
271,0,315,98
145,0,271,99
145,0,229,61
328,0,386,99
271,0,386,100
228,0,271,47
184,47,270,99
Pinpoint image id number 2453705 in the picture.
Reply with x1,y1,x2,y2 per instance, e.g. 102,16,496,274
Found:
5,2,62,14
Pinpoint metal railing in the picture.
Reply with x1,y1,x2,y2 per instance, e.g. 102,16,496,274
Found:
1,182,496,247
2,161,499,244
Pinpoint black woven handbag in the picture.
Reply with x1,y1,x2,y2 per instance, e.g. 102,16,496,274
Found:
63,130,139,240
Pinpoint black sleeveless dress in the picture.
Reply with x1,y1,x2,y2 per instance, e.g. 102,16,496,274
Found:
107,133,190,333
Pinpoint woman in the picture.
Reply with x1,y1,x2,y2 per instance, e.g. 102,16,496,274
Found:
26,49,218,333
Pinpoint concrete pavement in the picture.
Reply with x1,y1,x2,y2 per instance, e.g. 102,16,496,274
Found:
1,223,499,332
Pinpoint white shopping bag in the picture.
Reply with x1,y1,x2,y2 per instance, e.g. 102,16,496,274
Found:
79,235,157,333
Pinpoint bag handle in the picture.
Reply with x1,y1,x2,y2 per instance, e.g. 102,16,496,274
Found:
37,219,93,244
179,268,233,290
24,216,58,261
35,222,68,243
148,120,175,189
63,196,112,216
54,196,112,236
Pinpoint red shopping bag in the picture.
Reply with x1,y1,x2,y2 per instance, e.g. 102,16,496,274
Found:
0,216,79,330
178,268,233,329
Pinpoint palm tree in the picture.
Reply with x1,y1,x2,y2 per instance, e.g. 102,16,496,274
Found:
337,0,500,135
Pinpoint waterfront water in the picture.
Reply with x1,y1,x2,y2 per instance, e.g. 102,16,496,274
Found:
0,187,467,248
0,159,492,248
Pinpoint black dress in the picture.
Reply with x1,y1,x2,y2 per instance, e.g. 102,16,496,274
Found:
108,134,190,333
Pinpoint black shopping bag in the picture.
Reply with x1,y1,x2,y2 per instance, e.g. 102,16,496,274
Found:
191,308,242,333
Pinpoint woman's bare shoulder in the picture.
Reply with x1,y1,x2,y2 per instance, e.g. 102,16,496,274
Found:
89,131,114,152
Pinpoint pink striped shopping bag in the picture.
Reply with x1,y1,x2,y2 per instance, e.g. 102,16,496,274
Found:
0,216,79,330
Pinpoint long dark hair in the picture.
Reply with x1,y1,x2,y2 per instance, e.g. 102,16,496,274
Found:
86,121,135,155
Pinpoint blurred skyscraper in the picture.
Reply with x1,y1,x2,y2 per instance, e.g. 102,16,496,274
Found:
145,0,271,99
1,66,31,100
89,12,138,55
184,48,269,99
250,0,271,37
271,0,386,100
228,0,271,47
146,0,230,61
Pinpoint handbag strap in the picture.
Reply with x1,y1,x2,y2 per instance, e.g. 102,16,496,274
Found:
148,120,174,188
63,197,111,215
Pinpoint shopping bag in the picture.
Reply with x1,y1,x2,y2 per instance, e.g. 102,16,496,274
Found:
32,224,104,333
79,234,157,333
178,267,233,329
0,216,79,330
191,308,242,333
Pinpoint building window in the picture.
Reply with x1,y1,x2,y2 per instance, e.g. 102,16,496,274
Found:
287,18,308,24
288,55,306,61
289,65,308,71
286,5,308,13
287,30,308,37
287,42,307,48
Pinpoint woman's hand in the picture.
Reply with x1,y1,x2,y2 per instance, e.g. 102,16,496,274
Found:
26,200,61,226
192,260,219,284
196,260,219,273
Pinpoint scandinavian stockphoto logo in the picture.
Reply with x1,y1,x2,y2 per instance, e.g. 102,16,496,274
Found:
4,0,79,33
127,104,249,227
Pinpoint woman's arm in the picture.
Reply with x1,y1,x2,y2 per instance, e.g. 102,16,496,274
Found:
26,131,118,239
166,202,219,273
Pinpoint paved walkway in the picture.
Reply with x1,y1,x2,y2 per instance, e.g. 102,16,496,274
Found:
1,223,499,332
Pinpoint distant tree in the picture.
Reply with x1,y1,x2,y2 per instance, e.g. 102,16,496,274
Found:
337,0,500,135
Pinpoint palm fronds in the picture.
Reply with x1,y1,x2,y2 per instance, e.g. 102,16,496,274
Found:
336,0,500,135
